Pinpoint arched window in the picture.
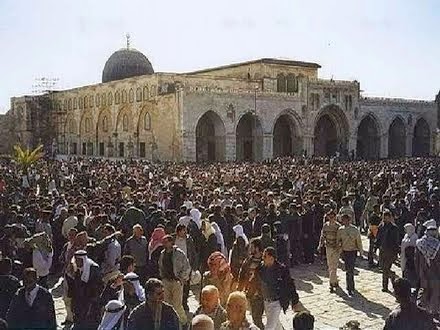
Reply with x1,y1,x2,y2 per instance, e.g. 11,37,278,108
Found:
122,114,129,132
102,115,108,132
85,117,91,133
129,89,134,103
150,85,156,97
102,94,106,106
115,91,120,104
84,96,88,108
89,95,94,107
286,74,296,93
68,99,72,110
96,95,100,107
277,74,286,92
108,92,113,105
79,97,83,109
122,90,127,103
136,88,142,102
63,99,67,111
144,112,151,131
73,97,78,109
143,86,149,101
69,119,75,134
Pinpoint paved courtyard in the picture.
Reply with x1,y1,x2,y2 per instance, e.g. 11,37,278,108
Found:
52,235,398,329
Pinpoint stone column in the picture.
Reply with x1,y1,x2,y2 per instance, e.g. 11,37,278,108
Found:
303,134,314,157
182,131,196,162
380,133,389,159
262,133,273,160
225,133,236,161
406,132,413,157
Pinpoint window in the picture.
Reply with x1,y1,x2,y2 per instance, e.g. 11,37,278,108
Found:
84,96,88,108
115,91,120,104
64,100,67,111
277,74,286,92
122,90,127,103
96,95,100,107
286,74,296,93
82,142,87,155
85,117,91,133
79,97,83,109
68,99,72,110
89,95,94,107
143,86,149,101
99,142,105,156
129,89,134,103
69,119,75,134
73,98,77,109
122,114,128,132
102,94,106,106
108,92,113,105
144,112,151,131
72,142,77,155
102,115,108,132
136,88,142,102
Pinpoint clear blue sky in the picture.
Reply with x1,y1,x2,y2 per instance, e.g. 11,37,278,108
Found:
0,0,439,113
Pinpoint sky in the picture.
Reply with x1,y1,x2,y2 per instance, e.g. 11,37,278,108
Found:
0,0,439,113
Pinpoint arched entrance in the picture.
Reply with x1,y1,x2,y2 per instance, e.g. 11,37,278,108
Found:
196,111,226,162
412,118,430,156
356,115,380,160
388,117,406,158
314,105,349,157
273,113,302,157
236,113,263,161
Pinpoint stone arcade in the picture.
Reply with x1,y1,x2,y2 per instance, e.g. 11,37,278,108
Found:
1,45,439,160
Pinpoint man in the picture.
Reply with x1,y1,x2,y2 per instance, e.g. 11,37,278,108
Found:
6,268,56,329
67,249,103,329
237,238,264,329
124,224,148,282
367,204,381,268
375,210,400,292
195,285,227,330
98,300,128,330
220,291,258,330
288,203,303,266
258,247,301,330
158,235,191,327
101,224,122,285
174,223,198,311
318,210,341,292
336,214,363,296
0,258,21,319
127,278,179,330
384,278,436,330
192,314,215,330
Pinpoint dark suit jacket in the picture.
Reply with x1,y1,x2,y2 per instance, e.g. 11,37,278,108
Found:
7,286,56,329
127,301,179,330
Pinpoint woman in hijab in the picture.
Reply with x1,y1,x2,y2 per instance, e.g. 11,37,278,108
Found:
202,251,233,307
415,221,440,315
201,220,220,271
147,227,166,279
229,225,249,280
401,223,418,288
211,222,228,258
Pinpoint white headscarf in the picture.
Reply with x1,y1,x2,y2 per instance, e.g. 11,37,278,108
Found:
73,250,98,283
190,208,202,229
123,272,146,302
98,300,126,330
233,224,249,246
400,223,417,271
211,222,227,257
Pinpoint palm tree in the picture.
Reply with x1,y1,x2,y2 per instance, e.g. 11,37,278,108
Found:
13,144,44,171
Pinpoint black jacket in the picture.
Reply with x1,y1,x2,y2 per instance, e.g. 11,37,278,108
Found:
0,274,21,319
7,286,56,330
376,222,400,255
127,301,179,330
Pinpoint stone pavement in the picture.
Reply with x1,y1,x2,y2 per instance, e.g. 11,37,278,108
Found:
52,235,398,329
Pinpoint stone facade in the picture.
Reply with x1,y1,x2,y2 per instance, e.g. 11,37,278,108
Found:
1,55,438,160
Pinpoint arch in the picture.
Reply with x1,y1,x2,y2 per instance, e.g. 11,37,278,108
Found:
108,92,113,105
412,117,430,156
89,95,94,108
196,111,226,162
68,99,72,110
313,105,349,157
277,74,286,92
129,88,134,103
236,112,263,161
73,97,78,109
272,111,303,157
102,93,106,106
116,107,133,133
115,91,120,104
356,114,380,160
95,109,113,157
136,87,142,102
143,86,149,101
388,116,406,158
144,112,151,131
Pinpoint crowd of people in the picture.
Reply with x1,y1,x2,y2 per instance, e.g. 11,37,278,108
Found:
0,155,439,329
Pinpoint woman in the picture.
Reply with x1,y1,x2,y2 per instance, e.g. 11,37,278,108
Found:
147,227,166,279
229,225,248,279
202,252,233,307
201,220,220,271
400,223,418,288
211,222,228,258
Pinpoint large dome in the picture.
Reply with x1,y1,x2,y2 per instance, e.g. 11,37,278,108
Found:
102,48,154,83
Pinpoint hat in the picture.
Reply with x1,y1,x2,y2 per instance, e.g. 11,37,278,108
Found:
423,219,437,230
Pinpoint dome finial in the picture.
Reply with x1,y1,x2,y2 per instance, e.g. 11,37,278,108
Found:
126,33,131,50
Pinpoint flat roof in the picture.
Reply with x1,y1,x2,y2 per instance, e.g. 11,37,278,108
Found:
187,58,321,75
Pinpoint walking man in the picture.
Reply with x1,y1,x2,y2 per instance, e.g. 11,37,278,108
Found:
318,210,341,292
336,214,363,296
